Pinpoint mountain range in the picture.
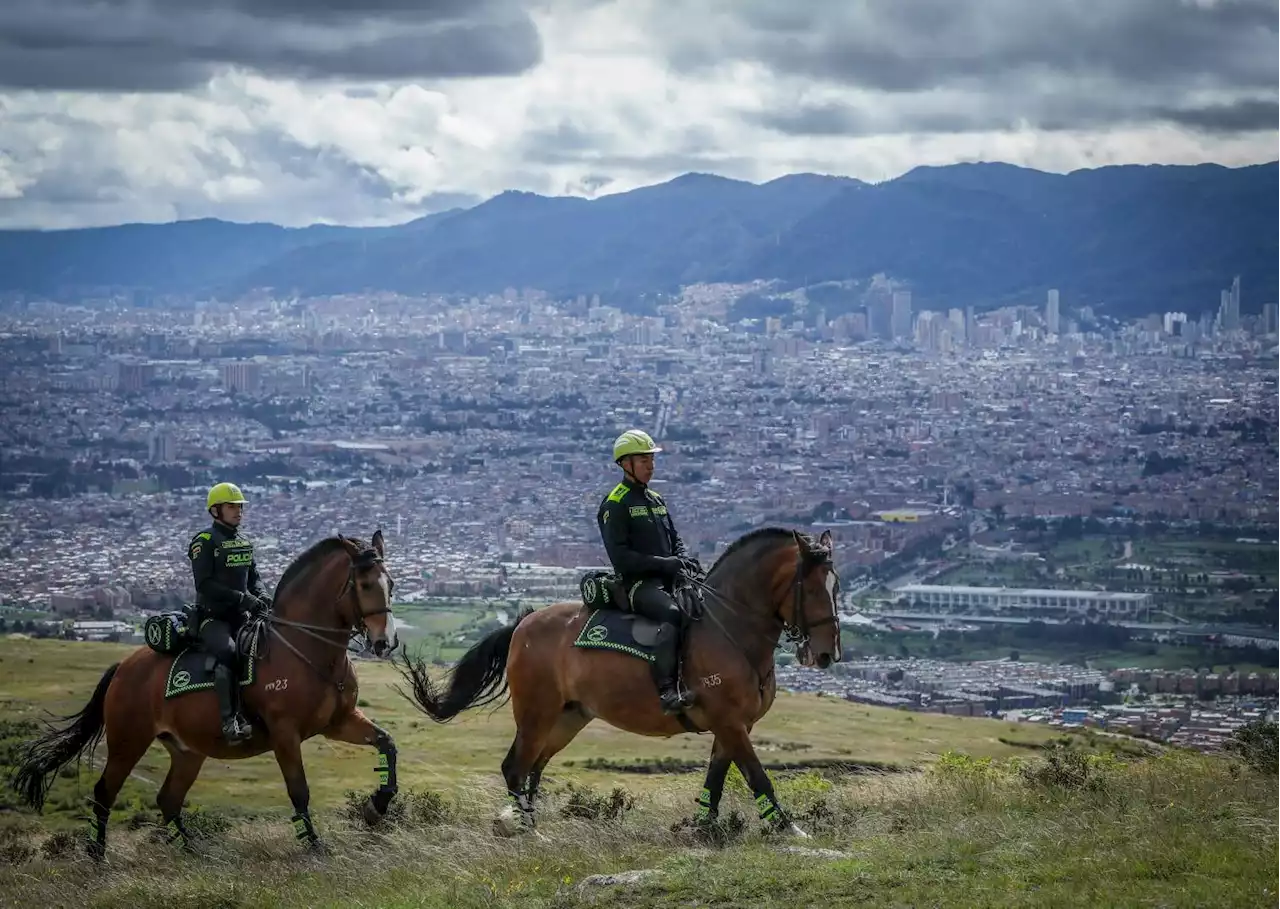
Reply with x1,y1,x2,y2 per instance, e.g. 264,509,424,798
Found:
1,160,1275,318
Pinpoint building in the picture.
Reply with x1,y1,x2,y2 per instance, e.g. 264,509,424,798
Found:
221,361,263,394
1045,289,1060,335
894,584,1151,618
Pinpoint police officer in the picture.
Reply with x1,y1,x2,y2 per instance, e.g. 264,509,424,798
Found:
189,482,271,744
596,429,702,715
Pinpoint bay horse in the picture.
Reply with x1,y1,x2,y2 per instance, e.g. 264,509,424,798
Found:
10,531,399,858
398,527,841,835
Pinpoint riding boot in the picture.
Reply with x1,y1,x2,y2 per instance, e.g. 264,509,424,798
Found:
213,663,251,744
651,622,694,715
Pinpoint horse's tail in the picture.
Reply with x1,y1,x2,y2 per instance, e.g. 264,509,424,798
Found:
9,662,120,812
396,607,533,723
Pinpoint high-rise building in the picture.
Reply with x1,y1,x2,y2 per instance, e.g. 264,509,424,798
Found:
891,291,913,340
148,432,176,464
1259,304,1280,335
1045,289,1060,335
221,361,263,394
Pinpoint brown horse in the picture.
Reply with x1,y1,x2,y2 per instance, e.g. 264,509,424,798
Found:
398,527,841,835
10,531,399,857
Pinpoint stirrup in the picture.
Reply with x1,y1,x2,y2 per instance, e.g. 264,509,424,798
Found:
659,688,694,715
222,717,252,744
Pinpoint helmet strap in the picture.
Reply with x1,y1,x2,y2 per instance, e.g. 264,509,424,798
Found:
619,456,641,486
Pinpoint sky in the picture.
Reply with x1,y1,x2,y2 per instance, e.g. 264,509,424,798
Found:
0,0,1275,230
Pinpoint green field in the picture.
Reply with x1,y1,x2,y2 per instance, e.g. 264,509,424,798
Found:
0,638,1068,828
1,639,1275,908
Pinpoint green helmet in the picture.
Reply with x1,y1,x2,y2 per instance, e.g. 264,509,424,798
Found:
206,482,247,510
613,429,662,462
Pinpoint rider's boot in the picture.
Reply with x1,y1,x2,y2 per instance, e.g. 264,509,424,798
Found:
213,662,252,744
652,622,695,715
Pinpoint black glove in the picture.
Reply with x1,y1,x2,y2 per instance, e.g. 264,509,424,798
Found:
679,557,705,580
675,585,704,621
656,556,685,579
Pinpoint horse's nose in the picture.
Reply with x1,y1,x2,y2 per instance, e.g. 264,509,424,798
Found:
816,652,833,670
372,638,389,657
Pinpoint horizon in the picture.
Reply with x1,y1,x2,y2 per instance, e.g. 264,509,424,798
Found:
0,0,1275,231
5,157,1278,234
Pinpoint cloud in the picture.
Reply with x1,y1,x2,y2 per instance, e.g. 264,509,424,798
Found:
659,0,1278,137
0,0,1274,229
0,0,542,90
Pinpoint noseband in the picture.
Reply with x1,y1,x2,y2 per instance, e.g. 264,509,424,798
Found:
782,545,841,652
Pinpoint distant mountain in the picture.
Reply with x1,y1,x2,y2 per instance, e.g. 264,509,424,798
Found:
0,162,1273,317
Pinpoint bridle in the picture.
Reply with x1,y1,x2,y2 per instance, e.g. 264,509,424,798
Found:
266,541,397,693
691,535,841,660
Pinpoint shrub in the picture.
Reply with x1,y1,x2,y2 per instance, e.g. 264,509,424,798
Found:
558,783,634,821
1223,719,1277,775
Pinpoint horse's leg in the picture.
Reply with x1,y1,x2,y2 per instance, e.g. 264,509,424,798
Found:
86,677,157,860
155,743,206,850
526,708,591,808
87,731,153,860
322,707,398,826
717,725,808,837
498,695,562,831
270,730,323,850
694,734,733,825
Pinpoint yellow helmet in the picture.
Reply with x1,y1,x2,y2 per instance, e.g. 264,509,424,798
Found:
613,429,662,462
206,482,247,510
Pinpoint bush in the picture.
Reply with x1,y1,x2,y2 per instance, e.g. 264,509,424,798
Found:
40,830,77,859
558,783,635,821
1018,745,1119,793
0,825,35,866
1223,719,1277,775
342,787,453,828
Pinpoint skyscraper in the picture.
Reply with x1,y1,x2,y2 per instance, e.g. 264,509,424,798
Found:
891,291,913,340
1045,289,1060,335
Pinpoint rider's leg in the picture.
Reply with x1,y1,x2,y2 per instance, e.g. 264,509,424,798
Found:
199,618,250,743
629,580,694,714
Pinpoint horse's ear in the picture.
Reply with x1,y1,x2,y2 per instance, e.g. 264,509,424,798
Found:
792,529,809,552
372,528,385,557
818,529,833,550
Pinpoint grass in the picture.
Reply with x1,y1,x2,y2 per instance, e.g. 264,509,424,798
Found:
0,746,1272,908
0,638,1070,831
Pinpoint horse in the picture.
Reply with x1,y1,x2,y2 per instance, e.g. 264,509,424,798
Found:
397,527,842,836
9,530,400,858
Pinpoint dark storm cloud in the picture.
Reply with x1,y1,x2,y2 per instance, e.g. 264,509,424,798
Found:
0,0,542,91
1156,98,1280,133
667,0,1278,135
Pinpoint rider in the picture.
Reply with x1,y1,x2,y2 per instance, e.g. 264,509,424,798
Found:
188,482,271,744
596,429,702,715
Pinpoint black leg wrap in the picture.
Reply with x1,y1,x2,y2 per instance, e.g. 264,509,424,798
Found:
370,733,398,816
291,811,319,844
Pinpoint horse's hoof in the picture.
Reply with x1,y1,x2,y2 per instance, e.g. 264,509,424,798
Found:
492,806,525,838
85,840,105,862
361,798,384,828
305,837,331,856
784,823,810,838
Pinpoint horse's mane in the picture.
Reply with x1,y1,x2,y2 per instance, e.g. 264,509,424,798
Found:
275,536,364,600
707,526,801,576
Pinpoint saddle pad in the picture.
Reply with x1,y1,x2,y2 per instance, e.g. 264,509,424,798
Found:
164,630,260,700
572,609,659,663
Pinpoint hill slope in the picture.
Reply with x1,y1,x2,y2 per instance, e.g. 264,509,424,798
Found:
0,162,1273,316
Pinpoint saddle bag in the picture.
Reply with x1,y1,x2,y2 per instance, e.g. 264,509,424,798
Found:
144,610,194,655
579,570,623,611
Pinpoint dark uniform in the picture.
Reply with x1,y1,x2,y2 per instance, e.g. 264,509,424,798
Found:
597,478,697,713
188,520,267,741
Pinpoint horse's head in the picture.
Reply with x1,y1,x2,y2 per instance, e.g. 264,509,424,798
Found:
780,529,842,669
337,529,397,658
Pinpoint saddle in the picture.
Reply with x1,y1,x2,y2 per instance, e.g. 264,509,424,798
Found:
575,571,667,661
150,610,269,700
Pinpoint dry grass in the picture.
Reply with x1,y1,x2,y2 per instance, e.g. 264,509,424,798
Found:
0,750,1274,909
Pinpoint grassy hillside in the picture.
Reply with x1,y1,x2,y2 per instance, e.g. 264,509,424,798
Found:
1,638,1274,907
1,747,1273,908
0,637,1071,826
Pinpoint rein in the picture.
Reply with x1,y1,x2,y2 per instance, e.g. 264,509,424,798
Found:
691,541,841,662
266,547,395,694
